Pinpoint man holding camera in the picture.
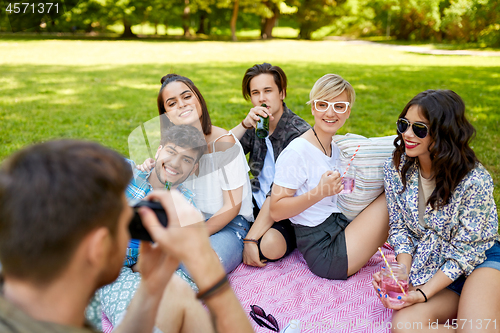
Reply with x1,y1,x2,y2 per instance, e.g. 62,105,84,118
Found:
0,140,253,333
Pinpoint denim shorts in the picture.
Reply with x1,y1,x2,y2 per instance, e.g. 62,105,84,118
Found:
252,196,297,262
446,240,500,295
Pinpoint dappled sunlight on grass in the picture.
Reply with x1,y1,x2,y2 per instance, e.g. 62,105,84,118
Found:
116,83,159,90
354,84,379,91
0,39,499,209
1,40,500,67
105,103,127,110
469,106,497,122
236,27,299,39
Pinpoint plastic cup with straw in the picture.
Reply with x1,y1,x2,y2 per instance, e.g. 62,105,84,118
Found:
378,247,407,297
339,144,360,194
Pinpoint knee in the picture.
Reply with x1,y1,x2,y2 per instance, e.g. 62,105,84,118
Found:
260,229,287,260
164,274,196,302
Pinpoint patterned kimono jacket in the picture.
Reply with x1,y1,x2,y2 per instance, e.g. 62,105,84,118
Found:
384,155,499,286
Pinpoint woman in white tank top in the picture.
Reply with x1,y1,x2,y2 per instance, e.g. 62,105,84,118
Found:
154,74,253,275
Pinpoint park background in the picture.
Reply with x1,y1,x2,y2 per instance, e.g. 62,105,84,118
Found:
0,0,499,220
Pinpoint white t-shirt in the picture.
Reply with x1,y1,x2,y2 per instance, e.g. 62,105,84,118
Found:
274,137,341,227
253,137,275,209
183,132,254,222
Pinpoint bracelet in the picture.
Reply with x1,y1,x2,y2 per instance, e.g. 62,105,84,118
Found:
196,275,229,301
416,288,428,302
241,120,253,130
243,238,259,244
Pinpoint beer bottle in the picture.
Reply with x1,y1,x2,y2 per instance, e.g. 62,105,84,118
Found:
255,103,269,139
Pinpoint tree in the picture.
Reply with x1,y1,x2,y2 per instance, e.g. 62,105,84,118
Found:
441,0,500,45
237,0,297,39
144,0,180,36
230,0,239,40
260,1,280,38
2,0,81,32
295,0,347,40
101,0,150,37
178,0,217,37
182,0,191,36
215,0,259,40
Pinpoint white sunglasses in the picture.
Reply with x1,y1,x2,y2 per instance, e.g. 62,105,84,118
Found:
313,100,350,114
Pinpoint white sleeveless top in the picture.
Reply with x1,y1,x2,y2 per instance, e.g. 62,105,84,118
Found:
183,131,254,222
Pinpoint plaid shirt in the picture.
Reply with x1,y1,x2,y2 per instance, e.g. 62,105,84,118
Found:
240,103,310,193
125,159,195,206
124,159,195,267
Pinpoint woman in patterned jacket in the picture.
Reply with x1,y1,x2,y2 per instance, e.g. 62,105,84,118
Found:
373,89,500,332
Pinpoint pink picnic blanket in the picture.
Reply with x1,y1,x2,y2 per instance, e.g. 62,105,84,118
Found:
102,244,395,333
229,244,394,333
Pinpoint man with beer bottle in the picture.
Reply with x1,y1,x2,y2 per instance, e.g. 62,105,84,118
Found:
231,63,310,268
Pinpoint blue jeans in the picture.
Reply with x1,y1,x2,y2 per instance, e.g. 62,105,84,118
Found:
180,214,249,275
447,240,500,295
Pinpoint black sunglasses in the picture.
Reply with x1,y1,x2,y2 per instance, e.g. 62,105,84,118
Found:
396,118,429,139
249,305,279,332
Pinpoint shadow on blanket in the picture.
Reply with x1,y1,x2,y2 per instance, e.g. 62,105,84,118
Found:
101,244,395,333
229,244,395,333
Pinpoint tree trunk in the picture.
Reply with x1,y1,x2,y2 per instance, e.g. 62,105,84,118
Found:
197,11,208,34
260,18,274,39
183,0,191,37
122,19,137,38
260,5,279,39
230,0,239,41
299,27,312,40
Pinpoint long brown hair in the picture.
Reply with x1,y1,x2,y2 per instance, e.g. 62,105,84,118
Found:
157,74,212,135
393,90,478,209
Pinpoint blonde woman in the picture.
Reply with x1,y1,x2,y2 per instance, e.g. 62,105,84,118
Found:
270,74,389,280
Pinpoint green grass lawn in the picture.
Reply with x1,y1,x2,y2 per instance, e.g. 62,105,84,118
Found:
364,36,500,52
1,38,499,215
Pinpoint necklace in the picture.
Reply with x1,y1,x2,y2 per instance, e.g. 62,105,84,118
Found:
311,126,328,156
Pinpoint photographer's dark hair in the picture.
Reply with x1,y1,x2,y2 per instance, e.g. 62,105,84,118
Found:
0,140,132,284
393,89,478,209
160,125,207,162
157,74,212,136
242,63,287,101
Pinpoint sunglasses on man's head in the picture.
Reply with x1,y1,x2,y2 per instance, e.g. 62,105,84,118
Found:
396,118,429,139
249,305,279,332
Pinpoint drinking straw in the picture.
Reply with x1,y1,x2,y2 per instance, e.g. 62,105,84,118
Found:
341,144,360,178
377,247,407,296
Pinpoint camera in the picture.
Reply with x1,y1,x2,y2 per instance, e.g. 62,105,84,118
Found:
129,201,168,242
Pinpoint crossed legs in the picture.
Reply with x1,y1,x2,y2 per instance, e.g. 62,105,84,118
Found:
156,274,215,333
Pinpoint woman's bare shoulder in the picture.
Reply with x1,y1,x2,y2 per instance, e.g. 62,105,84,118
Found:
209,126,236,152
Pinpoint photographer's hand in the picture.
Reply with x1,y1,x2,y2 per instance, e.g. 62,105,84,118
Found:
141,190,254,333
140,190,210,262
